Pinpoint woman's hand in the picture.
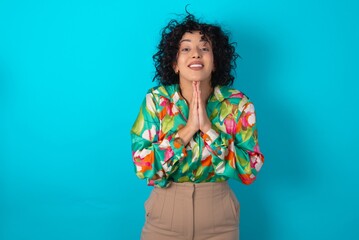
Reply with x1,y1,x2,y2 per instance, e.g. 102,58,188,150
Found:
177,81,211,145
186,81,200,133
177,81,200,145
195,82,211,133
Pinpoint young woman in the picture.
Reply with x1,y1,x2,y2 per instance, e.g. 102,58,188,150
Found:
130,13,264,240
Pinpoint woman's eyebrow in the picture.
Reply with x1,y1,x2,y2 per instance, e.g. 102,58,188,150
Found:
180,39,191,43
179,39,209,44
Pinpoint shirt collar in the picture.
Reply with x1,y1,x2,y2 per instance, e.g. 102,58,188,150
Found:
154,84,239,103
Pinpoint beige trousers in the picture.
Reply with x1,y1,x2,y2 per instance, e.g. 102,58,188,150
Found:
141,181,240,240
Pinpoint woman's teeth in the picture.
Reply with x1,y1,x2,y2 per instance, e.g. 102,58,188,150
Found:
189,64,203,67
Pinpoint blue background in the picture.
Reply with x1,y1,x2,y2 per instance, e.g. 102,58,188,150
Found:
1,0,358,239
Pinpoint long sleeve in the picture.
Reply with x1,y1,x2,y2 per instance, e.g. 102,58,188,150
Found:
130,91,187,188
203,99,264,185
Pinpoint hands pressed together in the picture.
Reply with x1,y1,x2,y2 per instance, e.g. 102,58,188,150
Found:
177,81,212,146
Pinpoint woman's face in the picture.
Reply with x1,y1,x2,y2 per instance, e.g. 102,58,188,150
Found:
173,31,215,85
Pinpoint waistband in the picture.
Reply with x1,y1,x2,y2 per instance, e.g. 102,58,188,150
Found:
153,181,231,199
171,181,229,189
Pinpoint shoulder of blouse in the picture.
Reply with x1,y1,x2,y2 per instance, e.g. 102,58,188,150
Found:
145,84,177,101
215,85,251,107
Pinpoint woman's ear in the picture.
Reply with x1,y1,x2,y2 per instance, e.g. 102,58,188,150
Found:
173,63,179,74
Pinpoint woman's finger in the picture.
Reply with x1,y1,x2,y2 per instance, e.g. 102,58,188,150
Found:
192,83,197,109
196,81,200,94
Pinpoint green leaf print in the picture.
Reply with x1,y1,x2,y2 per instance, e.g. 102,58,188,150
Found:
219,100,232,121
238,157,249,174
136,172,144,179
132,109,144,135
178,176,190,182
195,165,204,177
209,107,219,119
162,115,174,133
182,162,189,173
241,129,253,142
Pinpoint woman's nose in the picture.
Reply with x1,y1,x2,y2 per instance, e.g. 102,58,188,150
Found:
192,47,201,58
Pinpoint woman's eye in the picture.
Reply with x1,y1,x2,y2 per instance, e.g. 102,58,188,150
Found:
181,48,190,52
202,47,210,51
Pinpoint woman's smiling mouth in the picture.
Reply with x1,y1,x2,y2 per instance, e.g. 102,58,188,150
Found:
188,62,204,70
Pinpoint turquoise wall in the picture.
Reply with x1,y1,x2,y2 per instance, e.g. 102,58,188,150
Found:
1,0,358,239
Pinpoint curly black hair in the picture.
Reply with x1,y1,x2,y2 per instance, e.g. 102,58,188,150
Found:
152,13,240,87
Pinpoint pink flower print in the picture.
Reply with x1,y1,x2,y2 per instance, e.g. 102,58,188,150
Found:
164,148,174,162
230,92,244,98
158,138,174,162
160,97,173,116
148,179,155,186
249,152,263,172
224,115,236,134
240,108,256,128
253,144,261,153
142,125,156,141
159,96,169,106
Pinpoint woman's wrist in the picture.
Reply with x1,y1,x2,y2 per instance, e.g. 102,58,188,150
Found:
200,121,212,133
177,125,198,146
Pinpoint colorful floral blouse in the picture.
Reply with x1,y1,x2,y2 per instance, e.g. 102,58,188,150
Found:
130,84,264,188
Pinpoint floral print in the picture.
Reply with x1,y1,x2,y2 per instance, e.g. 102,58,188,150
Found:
130,84,264,188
